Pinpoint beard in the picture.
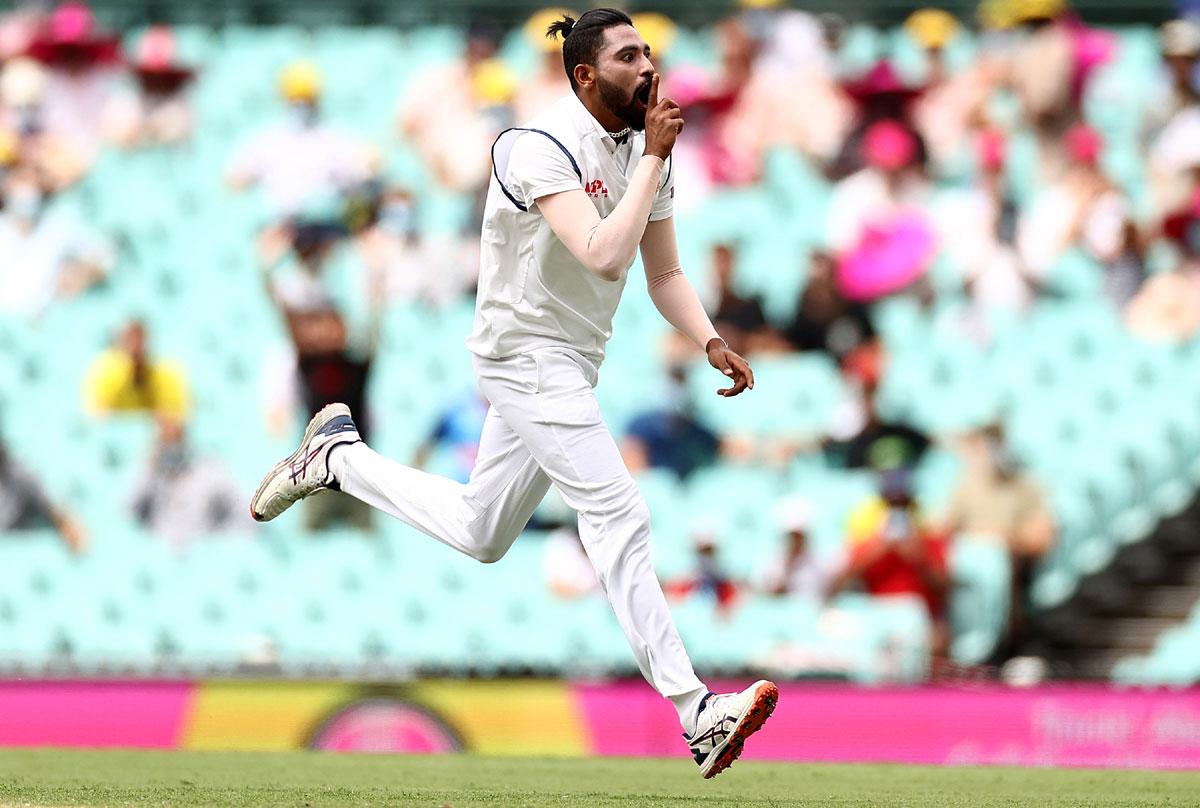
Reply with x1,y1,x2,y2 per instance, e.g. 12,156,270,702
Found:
597,73,650,131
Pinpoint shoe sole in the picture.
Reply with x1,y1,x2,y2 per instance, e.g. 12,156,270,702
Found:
249,403,350,522
701,680,779,779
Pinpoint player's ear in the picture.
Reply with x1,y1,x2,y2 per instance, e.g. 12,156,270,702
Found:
573,62,595,90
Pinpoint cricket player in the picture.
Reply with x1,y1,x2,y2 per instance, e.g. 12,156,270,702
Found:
252,8,777,777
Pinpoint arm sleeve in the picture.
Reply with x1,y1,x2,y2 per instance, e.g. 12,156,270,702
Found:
640,218,721,349
525,141,666,281
649,156,674,222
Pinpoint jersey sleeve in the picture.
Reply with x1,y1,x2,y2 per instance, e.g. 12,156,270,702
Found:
649,155,674,222
505,132,582,210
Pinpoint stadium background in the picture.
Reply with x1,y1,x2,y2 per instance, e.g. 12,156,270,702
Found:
2,0,1200,770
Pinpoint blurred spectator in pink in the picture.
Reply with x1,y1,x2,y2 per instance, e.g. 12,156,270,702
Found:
664,522,739,616
84,319,190,420
705,242,782,356
398,23,515,194
24,1,121,161
0,432,87,554
831,61,927,180
129,417,246,551
0,57,89,188
227,61,374,216
103,25,195,148
513,8,575,124
1017,124,1143,303
828,120,937,303
0,159,113,318
759,496,838,600
784,251,875,361
544,524,599,599
1127,191,1200,342
831,469,950,654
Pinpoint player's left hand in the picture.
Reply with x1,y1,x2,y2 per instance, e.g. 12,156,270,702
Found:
706,338,754,397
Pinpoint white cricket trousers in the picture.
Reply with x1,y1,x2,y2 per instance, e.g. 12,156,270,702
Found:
332,346,707,703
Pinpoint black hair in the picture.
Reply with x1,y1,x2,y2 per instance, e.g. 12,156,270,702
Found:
546,8,635,91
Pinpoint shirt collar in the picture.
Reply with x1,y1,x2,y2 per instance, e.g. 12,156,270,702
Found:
563,92,628,154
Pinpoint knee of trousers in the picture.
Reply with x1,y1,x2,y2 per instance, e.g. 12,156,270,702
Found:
586,482,653,542
465,523,520,564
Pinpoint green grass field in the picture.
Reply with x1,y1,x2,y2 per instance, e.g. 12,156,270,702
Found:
1,749,1198,807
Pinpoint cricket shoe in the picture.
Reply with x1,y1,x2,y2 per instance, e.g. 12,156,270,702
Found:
250,403,361,522
685,679,779,779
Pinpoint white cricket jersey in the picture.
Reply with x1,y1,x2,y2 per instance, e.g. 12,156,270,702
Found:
466,93,674,364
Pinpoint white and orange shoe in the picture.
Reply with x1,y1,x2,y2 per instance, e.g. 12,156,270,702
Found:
685,680,779,779
250,403,360,522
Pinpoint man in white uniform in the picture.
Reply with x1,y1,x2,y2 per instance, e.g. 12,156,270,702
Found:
251,9,777,778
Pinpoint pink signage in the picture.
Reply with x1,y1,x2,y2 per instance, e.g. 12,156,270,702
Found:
0,681,190,749
576,682,1200,769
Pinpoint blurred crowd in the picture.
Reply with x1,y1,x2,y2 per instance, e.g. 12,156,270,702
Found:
1,0,1200,675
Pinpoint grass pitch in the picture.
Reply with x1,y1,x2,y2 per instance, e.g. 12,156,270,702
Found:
0,749,1197,807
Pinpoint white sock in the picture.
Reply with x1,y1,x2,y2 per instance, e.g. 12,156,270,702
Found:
671,685,710,736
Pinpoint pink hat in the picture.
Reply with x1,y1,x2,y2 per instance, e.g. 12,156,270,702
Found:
26,2,120,65
862,120,918,171
977,128,1006,173
1064,123,1103,167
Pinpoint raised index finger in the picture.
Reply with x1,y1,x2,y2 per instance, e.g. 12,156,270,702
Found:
649,72,660,108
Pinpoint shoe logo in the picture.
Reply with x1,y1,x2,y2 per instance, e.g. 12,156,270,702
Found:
290,446,324,484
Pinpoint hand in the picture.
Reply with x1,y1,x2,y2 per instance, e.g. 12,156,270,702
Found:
706,337,754,397
643,73,684,161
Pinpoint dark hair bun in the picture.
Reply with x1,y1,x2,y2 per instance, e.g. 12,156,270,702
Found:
546,15,576,41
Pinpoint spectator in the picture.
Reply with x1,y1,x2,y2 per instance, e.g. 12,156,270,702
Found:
933,130,1038,317
759,496,837,600
103,25,195,148
706,242,779,356
1017,124,1140,295
227,60,374,216
825,342,930,471
0,160,112,318
397,23,515,193
0,434,87,553
24,1,121,163
1127,190,1200,342
663,522,739,615
413,391,489,484
544,524,599,599
621,362,718,481
83,319,189,420
784,251,875,361
265,305,378,532
513,8,575,124
0,56,88,188
830,469,950,654
347,183,474,308
1148,20,1200,218
128,417,245,551
832,61,927,181
940,423,1054,647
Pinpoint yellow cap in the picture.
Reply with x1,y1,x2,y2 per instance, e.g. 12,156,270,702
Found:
278,60,321,102
0,128,17,167
631,12,678,58
980,0,1066,28
737,0,784,8
525,8,576,53
904,8,961,49
472,57,517,105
